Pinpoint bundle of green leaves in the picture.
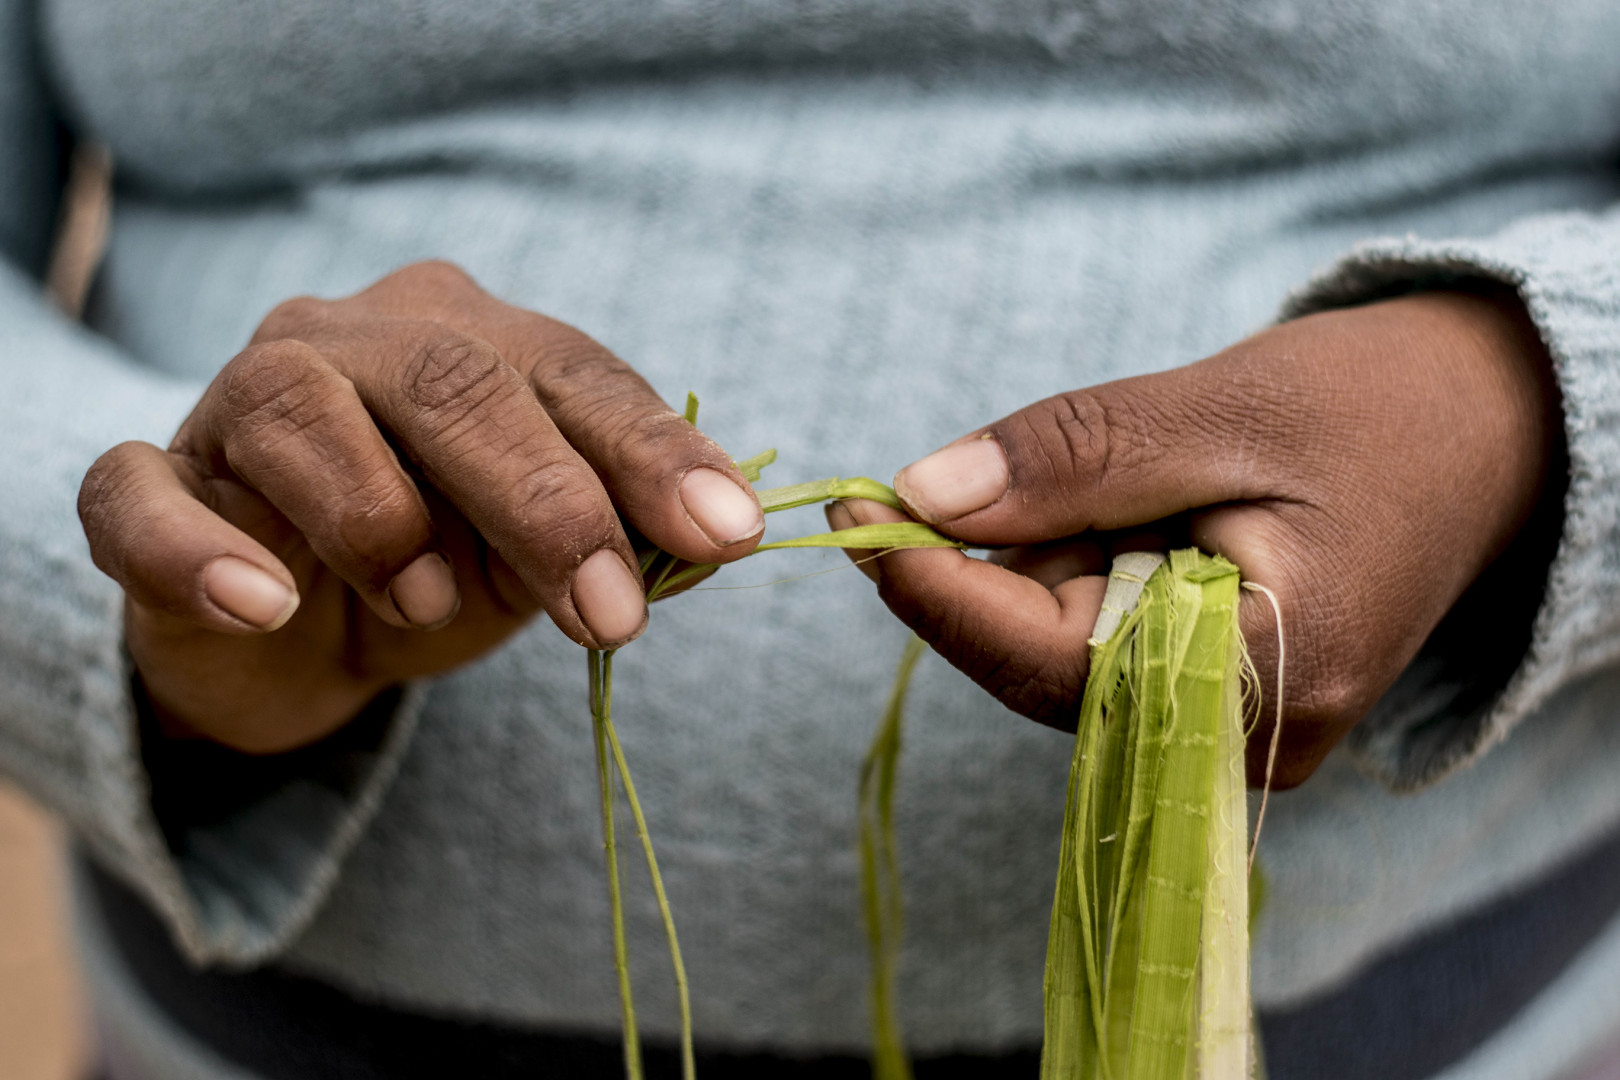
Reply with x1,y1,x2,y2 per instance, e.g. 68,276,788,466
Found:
584,396,1261,1080
584,395,960,1080
1043,550,1256,1080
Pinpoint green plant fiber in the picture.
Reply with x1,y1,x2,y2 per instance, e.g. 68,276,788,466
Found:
859,635,928,1080
585,396,963,1080
589,407,1259,1080
1041,549,1255,1080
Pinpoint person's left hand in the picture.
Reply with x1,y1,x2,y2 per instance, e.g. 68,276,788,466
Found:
829,289,1561,788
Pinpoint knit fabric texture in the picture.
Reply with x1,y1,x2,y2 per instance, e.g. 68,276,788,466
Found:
3,0,1620,1073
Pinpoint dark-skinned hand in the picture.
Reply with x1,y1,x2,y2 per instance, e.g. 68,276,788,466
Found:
828,290,1560,788
79,261,765,753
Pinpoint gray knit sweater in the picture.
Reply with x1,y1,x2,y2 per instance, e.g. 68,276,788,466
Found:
4,1,1620,1076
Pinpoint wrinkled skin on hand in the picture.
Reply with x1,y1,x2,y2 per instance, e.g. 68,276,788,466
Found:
832,290,1562,788
79,261,766,753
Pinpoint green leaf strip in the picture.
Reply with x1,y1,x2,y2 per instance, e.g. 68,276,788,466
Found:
755,476,904,513
754,523,963,552
1039,550,1254,1080
589,649,643,1080
590,649,697,1080
601,668,697,1080
734,448,777,483
860,635,927,1080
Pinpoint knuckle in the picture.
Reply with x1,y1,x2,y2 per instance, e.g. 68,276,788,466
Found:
1010,389,1122,495
573,391,689,467
215,342,338,460
402,333,510,416
1243,546,1369,735
388,259,479,297
1022,387,1177,497
509,458,614,550
78,442,144,533
1075,390,1163,483
219,341,326,426
1051,389,1112,468
334,476,428,569
538,329,616,384
525,329,639,406
1056,390,1114,486
254,295,328,342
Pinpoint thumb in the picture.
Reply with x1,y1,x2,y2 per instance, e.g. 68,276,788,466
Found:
892,359,1273,546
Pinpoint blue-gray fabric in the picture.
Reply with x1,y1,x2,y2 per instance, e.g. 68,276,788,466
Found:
3,0,1620,1075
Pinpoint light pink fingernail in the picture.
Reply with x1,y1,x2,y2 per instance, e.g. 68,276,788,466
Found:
893,437,1010,524
388,553,460,629
825,501,857,532
573,549,647,646
204,556,299,630
680,468,764,547
826,501,882,584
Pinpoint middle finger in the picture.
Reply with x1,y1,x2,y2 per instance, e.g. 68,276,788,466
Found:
305,314,648,649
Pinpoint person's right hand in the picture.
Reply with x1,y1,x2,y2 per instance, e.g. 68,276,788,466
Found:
78,261,766,753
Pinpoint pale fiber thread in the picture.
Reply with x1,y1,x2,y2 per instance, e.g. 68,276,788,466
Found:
1241,581,1285,875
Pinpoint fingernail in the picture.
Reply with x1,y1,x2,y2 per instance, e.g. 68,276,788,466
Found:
827,501,881,585
204,556,299,631
893,436,1010,524
388,553,460,629
573,549,647,646
680,468,764,547
837,497,899,525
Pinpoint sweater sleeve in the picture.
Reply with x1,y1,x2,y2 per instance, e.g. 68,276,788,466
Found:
0,3,423,967
1281,208,1620,791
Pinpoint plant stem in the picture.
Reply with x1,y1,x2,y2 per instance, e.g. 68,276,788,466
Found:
590,464,965,1080
600,652,697,1080
591,648,642,1080
859,635,926,1080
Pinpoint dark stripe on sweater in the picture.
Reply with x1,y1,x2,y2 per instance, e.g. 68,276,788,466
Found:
84,855,1033,1079
85,816,1620,1080
1258,817,1620,1080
